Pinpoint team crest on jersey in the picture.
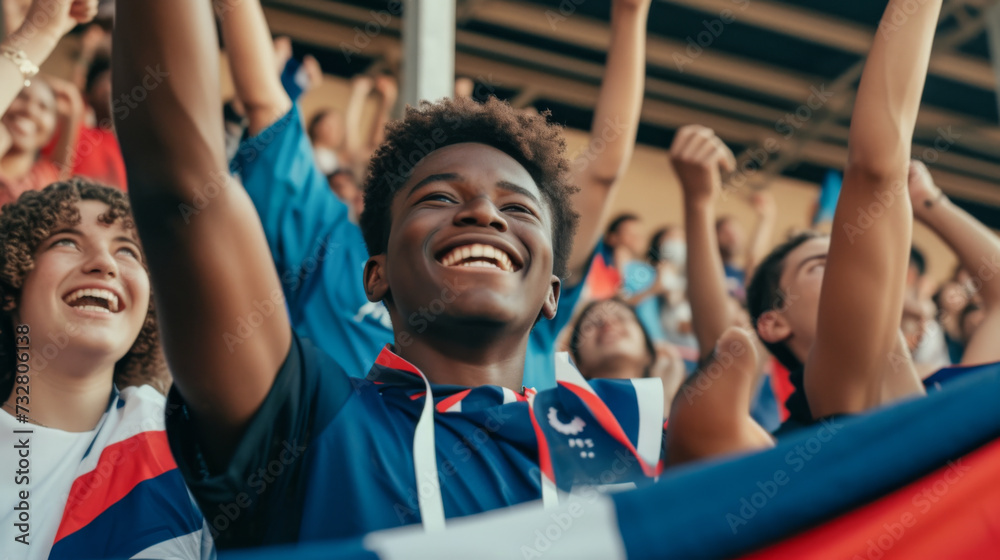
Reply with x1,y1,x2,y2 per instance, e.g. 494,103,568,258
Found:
548,407,586,435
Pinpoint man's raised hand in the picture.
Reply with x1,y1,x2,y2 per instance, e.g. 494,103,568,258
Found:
670,125,736,205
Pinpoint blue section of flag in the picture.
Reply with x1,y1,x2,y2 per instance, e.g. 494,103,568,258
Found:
613,363,1000,559
219,540,378,560
923,361,999,391
49,470,204,560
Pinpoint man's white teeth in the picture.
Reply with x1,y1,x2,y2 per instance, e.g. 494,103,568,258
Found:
439,244,515,271
64,288,120,312
458,261,502,270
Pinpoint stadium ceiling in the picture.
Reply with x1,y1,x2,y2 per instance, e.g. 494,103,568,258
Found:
260,0,1000,219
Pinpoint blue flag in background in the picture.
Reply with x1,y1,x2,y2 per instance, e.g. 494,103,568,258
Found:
813,169,843,226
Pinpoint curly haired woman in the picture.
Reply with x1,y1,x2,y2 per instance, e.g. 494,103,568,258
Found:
0,179,213,559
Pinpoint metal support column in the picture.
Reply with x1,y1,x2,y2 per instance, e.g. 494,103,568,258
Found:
402,0,456,107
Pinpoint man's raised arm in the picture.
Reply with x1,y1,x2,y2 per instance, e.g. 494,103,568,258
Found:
113,0,291,468
805,0,939,417
565,0,649,282
217,0,292,135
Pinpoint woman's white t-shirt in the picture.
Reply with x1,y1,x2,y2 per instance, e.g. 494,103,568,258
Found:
0,409,97,560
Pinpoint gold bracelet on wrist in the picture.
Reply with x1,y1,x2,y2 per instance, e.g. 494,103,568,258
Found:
1,46,41,87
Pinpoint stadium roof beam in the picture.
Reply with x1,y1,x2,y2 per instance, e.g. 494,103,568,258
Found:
466,0,1000,142
749,0,1000,186
661,0,997,90
260,0,1000,205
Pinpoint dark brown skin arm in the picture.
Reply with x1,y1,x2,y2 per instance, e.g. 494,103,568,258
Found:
113,0,291,469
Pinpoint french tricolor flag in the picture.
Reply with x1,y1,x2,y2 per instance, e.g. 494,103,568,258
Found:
224,364,1000,559
48,386,213,559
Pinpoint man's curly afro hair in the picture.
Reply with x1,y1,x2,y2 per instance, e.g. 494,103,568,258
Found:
0,178,167,400
360,96,580,279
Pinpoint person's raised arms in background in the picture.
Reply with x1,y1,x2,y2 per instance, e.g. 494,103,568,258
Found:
747,0,939,434
564,0,649,288
43,75,84,179
521,0,651,385
1,0,96,111
908,160,1000,367
745,190,777,281
217,0,291,137
664,124,772,463
1,0,96,206
670,125,736,362
364,75,398,164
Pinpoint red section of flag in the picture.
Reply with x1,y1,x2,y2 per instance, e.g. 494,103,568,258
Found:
585,254,621,300
741,438,1000,559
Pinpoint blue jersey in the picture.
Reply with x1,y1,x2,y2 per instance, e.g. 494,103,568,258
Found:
621,260,668,342
165,333,665,548
231,105,589,388
723,263,746,302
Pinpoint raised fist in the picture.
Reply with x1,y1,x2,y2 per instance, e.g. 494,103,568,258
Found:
670,125,735,204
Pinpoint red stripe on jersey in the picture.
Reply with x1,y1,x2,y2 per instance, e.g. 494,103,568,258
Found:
375,346,423,377
436,389,472,413
54,431,176,543
527,394,555,484
559,381,660,477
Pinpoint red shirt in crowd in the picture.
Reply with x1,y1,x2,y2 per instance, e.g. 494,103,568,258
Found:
41,120,128,192
71,125,127,191
0,159,61,208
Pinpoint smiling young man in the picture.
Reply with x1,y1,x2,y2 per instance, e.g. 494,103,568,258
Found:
111,0,692,548
217,0,650,388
